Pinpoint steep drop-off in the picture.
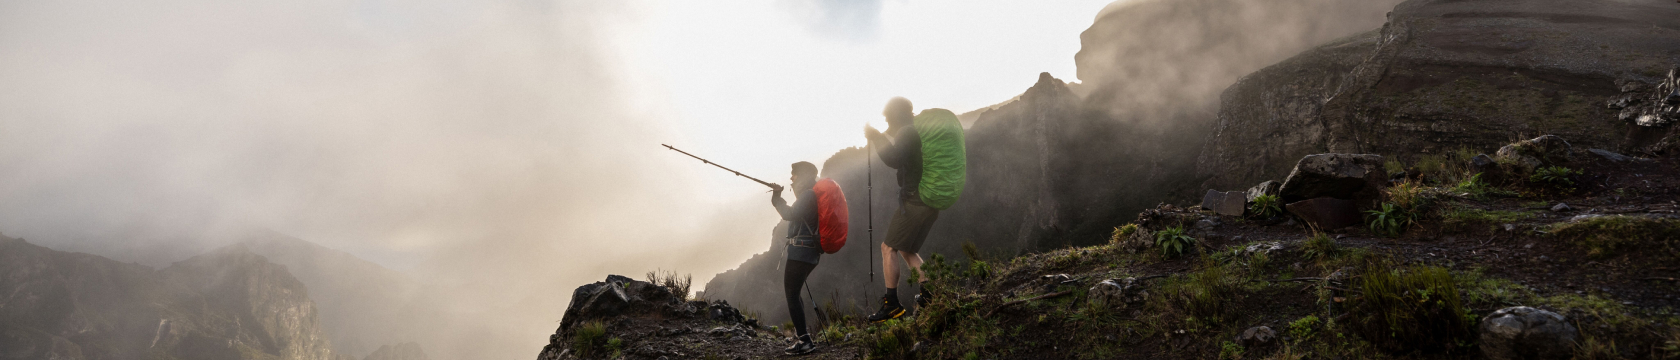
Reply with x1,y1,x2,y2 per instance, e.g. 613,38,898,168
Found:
0,233,338,360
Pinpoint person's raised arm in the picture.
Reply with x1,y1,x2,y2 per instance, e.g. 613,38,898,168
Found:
866,126,908,169
770,185,796,220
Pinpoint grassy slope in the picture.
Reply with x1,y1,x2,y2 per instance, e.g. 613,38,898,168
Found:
809,154,1680,360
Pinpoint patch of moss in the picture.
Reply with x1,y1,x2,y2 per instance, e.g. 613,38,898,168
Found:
1549,215,1680,258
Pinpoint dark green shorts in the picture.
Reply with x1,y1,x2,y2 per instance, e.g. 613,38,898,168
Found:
884,197,940,253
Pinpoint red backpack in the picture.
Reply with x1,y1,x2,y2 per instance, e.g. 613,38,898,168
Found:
813,178,849,254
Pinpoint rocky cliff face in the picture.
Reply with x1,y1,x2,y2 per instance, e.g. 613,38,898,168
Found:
1198,0,1680,190
235,230,422,359
0,233,339,360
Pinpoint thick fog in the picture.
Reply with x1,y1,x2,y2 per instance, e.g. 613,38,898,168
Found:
0,1,774,359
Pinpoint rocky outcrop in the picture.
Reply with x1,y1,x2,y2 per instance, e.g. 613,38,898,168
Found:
539,275,726,360
1480,306,1579,360
0,233,339,360
1278,154,1387,206
1198,0,1680,190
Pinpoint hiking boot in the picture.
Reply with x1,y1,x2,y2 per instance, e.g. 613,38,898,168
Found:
784,335,817,355
915,287,933,309
866,295,906,323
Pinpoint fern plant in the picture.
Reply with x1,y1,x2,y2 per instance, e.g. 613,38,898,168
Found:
1154,226,1196,258
1529,166,1581,187
1249,194,1283,218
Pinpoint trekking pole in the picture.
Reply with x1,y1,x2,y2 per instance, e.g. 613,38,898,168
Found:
867,139,874,282
661,144,778,190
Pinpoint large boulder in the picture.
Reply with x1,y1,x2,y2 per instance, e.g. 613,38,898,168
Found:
1277,154,1386,206
1479,306,1579,360
1495,135,1575,173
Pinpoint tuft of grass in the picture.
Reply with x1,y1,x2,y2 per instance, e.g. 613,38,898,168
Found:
1346,262,1473,354
1302,232,1340,261
1530,166,1582,187
1110,224,1139,245
646,269,692,300
572,321,608,358
1549,215,1680,258
1250,194,1283,219
1155,226,1196,258
606,337,623,358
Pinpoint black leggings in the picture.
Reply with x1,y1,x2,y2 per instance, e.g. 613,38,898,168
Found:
784,259,817,337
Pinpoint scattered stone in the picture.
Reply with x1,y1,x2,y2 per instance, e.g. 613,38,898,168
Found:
1586,148,1645,163
1089,280,1125,309
1502,224,1517,232
1090,277,1151,309
1246,180,1281,202
910,341,927,354
1235,326,1277,348
1469,154,1497,173
1284,197,1360,230
1551,203,1572,212
709,300,745,324
1495,135,1575,173
1195,218,1219,230
1480,306,1579,360
1277,154,1387,207
1241,242,1284,255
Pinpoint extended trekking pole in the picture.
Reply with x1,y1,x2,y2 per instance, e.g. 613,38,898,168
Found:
867,139,874,282
661,144,777,190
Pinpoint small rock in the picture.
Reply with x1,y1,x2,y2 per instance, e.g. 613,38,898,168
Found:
1195,218,1219,230
910,341,926,354
1480,306,1578,360
1246,180,1281,202
1089,280,1126,309
1243,242,1284,255
1201,189,1248,216
1235,326,1276,348
1503,224,1517,232
1469,154,1497,173
1551,203,1572,212
1587,148,1641,162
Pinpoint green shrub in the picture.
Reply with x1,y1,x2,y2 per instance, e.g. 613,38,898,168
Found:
1249,194,1283,218
1219,341,1245,359
572,321,608,358
866,318,917,358
1174,258,1234,324
1529,166,1581,187
1155,226,1196,258
1549,215,1680,258
1347,263,1473,354
606,338,623,358
1287,315,1321,343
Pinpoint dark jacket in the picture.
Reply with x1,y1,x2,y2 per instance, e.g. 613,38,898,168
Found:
773,188,822,265
876,125,923,202
772,188,820,239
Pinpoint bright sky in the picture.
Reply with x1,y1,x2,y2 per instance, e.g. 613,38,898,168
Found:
613,0,1115,191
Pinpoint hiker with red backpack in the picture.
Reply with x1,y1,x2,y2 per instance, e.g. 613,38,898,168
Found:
863,97,967,323
769,161,847,355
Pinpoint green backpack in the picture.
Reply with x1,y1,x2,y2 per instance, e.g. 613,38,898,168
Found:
912,108,966,210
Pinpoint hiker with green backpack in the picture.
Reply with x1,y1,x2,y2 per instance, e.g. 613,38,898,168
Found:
863,97,965,322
